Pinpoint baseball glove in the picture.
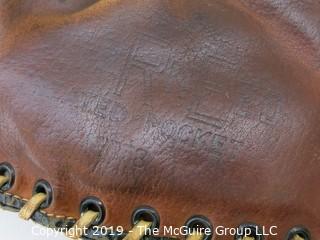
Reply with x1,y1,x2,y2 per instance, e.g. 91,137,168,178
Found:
0,1,319,240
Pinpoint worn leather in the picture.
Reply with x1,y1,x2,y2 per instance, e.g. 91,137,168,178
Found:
0,0,319,239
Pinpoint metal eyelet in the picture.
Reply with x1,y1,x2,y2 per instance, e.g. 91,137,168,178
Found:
80,196,106,226
184,215,213,240
234,223,264,240
0,162,15,191
32,179,53,209
286,226,311,240
131,206,160,229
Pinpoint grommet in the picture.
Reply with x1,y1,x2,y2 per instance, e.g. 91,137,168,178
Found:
131,206,160,229
184,215,213,240
286,226,311,240
20,179,52,220
66,197,105,239
32,179,53,209
80,196,106,226
234,223,264,240
0,162,15,191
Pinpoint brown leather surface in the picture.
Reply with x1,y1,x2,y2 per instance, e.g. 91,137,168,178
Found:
0,0,319,239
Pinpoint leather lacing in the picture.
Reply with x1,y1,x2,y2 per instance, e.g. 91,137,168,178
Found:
0,175,9,189
0,162,312,240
